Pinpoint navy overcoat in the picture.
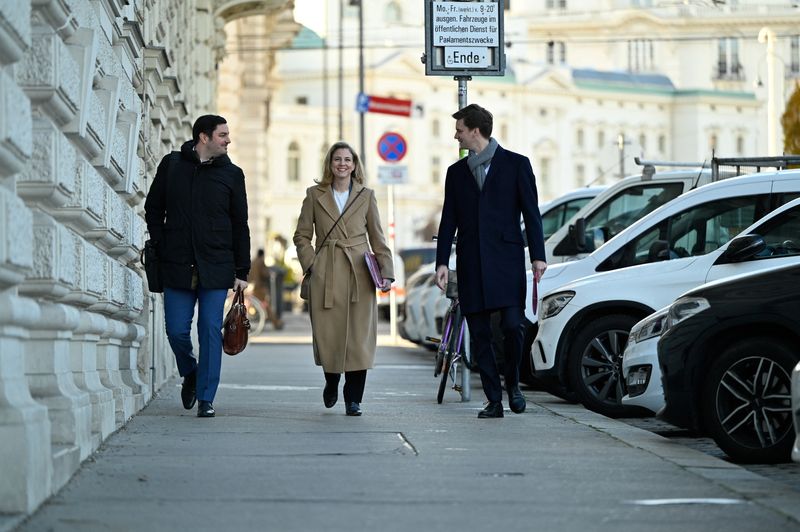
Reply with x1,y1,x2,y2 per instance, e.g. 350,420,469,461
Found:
435,145,545,314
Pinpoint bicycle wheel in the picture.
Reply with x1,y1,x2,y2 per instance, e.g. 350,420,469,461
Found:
434,310,453,377
437,350,453,404
245,295,267,335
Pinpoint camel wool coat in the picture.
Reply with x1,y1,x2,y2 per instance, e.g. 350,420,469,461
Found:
293,181,394,373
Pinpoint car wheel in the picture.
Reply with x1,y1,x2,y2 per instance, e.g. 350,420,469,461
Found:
702,338,796,463
567,314,641,418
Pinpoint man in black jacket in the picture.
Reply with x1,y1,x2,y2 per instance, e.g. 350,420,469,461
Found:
435,104,547,418
144,115,250,418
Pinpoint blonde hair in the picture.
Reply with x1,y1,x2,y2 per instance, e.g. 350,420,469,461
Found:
318,141,365,185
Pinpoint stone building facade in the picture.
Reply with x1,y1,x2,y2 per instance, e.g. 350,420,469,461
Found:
0,0,297,520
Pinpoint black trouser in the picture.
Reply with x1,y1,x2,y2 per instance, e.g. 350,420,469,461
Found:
324,370,367,404
465,307,524,403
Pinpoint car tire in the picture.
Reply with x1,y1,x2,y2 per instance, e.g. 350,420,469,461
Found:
702,338,796,464
567,313,642,418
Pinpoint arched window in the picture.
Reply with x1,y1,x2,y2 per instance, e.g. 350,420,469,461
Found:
288,141,300,182
385,1,401,23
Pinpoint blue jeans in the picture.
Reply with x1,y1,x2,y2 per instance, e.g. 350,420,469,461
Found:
163,287,228,403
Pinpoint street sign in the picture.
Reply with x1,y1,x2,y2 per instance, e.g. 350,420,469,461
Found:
356,93,413,117
424,0,505,77
377,132,407,163
377,165,408,185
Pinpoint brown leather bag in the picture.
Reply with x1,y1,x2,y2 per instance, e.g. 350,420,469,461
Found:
223,288,250,355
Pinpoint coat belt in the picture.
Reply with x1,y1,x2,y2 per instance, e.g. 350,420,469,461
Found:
322,234,368,309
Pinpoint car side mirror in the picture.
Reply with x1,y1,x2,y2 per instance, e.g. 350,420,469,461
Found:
717,234,766,264
571,218,587,252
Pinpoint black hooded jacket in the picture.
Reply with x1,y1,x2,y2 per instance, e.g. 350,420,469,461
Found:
144,140,250,290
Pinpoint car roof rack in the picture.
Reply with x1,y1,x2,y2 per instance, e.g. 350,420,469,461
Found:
634,157,706,181
711,155,800,181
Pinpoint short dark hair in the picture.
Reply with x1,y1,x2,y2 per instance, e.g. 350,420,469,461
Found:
192,115,227,143
452,104,493,139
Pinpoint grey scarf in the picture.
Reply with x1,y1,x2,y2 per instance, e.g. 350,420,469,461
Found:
467,137,498,190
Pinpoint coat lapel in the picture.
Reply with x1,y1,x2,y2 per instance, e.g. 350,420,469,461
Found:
342,181,368,226
315,184,339,224
482,145,506,191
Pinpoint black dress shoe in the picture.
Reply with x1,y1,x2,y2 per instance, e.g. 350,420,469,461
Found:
478,401,504,418
323,382,338,408
508,386,526,414
345,402,362,416
197,400,215,418
181,371,196,410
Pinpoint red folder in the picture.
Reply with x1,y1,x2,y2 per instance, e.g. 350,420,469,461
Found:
364,252,383,289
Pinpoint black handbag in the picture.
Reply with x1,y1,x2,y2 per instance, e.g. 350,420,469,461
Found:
140,239,163,293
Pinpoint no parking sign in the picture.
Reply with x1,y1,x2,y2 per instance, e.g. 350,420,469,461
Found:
377,132,407,163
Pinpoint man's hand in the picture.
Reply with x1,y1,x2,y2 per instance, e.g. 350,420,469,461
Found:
435,264,449,291
532,260,547,283
233,278,249,292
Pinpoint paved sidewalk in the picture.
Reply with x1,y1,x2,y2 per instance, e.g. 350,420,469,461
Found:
14,313,800,531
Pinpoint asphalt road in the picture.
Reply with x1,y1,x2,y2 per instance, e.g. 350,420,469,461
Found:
12,313,800,532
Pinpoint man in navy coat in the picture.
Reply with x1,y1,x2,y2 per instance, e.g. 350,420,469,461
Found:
435,104,547,418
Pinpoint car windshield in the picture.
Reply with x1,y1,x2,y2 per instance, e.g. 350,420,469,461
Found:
583,183,683,252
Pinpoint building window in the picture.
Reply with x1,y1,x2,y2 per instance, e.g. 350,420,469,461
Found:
791,36,799,74
627,40,654,72
658,134,666,154
597,130,605,149
500,123,508,140
539,157,551,184
709,133,718,153
295,96,308,105
432,119,440,137
736,135,745,153
576,164,585,185
546,41,566,65
288,141,300,182
432,156,441,184
638,133,647,154
546,0,567,8
576,128,584,149
385,1,401,23
717,37,742,79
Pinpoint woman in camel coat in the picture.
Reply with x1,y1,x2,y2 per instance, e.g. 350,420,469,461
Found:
293,141,394,416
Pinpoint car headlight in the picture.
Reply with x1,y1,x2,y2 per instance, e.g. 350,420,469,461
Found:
540,291,575,320
630,310,668,344
663,296,710,333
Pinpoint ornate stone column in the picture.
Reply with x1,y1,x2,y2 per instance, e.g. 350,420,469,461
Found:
25,301,91,491
68,310,115,445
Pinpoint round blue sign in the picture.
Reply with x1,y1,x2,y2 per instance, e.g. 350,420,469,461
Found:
377,132,407,162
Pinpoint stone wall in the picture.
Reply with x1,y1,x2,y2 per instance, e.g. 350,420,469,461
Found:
0,0,295,519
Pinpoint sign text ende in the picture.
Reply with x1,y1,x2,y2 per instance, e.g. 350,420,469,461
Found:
445,46,489,68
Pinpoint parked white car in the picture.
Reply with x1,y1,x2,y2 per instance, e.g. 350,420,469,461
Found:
620,308,669,415
545,165,715,264
534,171,800,416
539,186,605,241
399,264,435,343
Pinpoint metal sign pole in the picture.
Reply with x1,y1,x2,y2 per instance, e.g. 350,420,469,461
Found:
388,184,397,344
456,75,471,402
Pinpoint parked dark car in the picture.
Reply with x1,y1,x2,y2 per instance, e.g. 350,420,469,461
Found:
658,260,800,463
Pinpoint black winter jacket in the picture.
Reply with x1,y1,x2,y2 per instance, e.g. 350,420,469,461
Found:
144,141,250,290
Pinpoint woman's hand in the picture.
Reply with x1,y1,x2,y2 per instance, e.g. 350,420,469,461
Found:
380,278,392,292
